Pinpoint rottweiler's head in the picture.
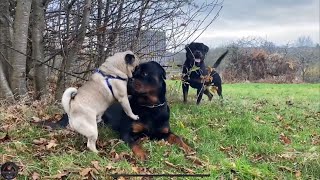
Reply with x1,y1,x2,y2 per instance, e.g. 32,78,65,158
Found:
128,61,166,105
185,42,209,67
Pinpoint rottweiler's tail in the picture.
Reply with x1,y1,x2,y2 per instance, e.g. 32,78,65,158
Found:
213,50,229,68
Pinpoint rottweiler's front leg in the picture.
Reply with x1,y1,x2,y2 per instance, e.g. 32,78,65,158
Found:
121,132,148,161
182,82,189,103
164,131,193,154
196,87,205,105
131,142,147,161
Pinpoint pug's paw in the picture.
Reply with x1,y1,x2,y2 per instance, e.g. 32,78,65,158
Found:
130,114,139,120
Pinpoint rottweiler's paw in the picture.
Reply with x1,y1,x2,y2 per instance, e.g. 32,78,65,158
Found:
132,144,148,161
135,151,148,161
184,148,196,155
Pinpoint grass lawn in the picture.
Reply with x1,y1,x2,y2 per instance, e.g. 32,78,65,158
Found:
1,82,319,179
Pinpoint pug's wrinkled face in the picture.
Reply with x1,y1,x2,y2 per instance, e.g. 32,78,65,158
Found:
185,42,209,67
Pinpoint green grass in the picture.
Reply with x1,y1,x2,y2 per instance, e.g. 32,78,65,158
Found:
1,82,319,179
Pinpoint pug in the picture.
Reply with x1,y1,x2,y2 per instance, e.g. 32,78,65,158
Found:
61,50,139,152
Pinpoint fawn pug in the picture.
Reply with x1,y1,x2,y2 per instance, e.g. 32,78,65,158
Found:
61,50,139,152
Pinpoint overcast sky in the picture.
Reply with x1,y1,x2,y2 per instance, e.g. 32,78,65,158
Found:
194,0,320,47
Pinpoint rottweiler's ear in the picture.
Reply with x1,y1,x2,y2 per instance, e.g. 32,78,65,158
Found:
160,66,166,80
203,44,209,53
125,54,135,65
185,44,190,50
133,65,140,76
155,63,166,80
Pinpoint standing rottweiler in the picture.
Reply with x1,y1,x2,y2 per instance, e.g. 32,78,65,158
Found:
182,42,228,104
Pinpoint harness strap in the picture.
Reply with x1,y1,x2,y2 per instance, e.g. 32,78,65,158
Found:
95,69,127,97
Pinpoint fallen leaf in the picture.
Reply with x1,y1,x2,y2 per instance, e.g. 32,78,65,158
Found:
32,172,40,180
165,161,195,174
251,154,264,162
0,133,10,142
311,135,320,145
91,161,101,171
79,168,92,177
31,116,41,122
219,145,232,153
46,140,58,149
131,166,139,173
295,170,301,178
106,163,114,171
53,113,62,120
278,152,296,160
255,116,266,124
43,172,69,179
183,167,195,174
278,165,293,172
279,133,291,144
185,155,204,166
165,161,177,168
110,151,121,162
276,114,284,121
33,138,47,145
42,114,51,120
89,168,98,179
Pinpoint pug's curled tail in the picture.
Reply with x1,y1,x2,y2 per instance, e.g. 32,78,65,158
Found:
61,87,77,114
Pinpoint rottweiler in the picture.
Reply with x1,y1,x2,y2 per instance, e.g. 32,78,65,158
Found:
182,42,228,104
45,61,192,160
103,61,192,160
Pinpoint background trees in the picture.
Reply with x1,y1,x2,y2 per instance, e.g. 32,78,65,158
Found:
0,0,318,103
171,36,319,83
0,0,223,102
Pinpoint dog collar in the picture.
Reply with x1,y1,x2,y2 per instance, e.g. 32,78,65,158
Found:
95,69,127,97
140,102,166,108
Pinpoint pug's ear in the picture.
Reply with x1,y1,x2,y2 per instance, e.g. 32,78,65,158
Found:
125,54,135,65
203,44,209,53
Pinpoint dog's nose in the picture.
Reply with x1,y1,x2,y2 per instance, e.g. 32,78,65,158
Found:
194,50,202,58
194,50,201,55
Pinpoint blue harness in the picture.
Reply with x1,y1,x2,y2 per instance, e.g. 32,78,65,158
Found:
95,69,127,97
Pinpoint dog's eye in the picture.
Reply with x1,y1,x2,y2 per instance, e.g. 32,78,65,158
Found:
143,72,148,76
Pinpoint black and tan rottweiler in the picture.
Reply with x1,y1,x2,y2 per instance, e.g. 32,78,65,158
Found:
103,61,192,160
182,42,228,104
45,61,192,160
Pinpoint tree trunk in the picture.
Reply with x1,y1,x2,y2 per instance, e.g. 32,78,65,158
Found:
0,0,14,102
131,0,149,51
31,0,47,99
105,0,124,56
10,0,32,98
97,0,110,66
0,63,14,101
96,0,103,66
55,0,92,100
